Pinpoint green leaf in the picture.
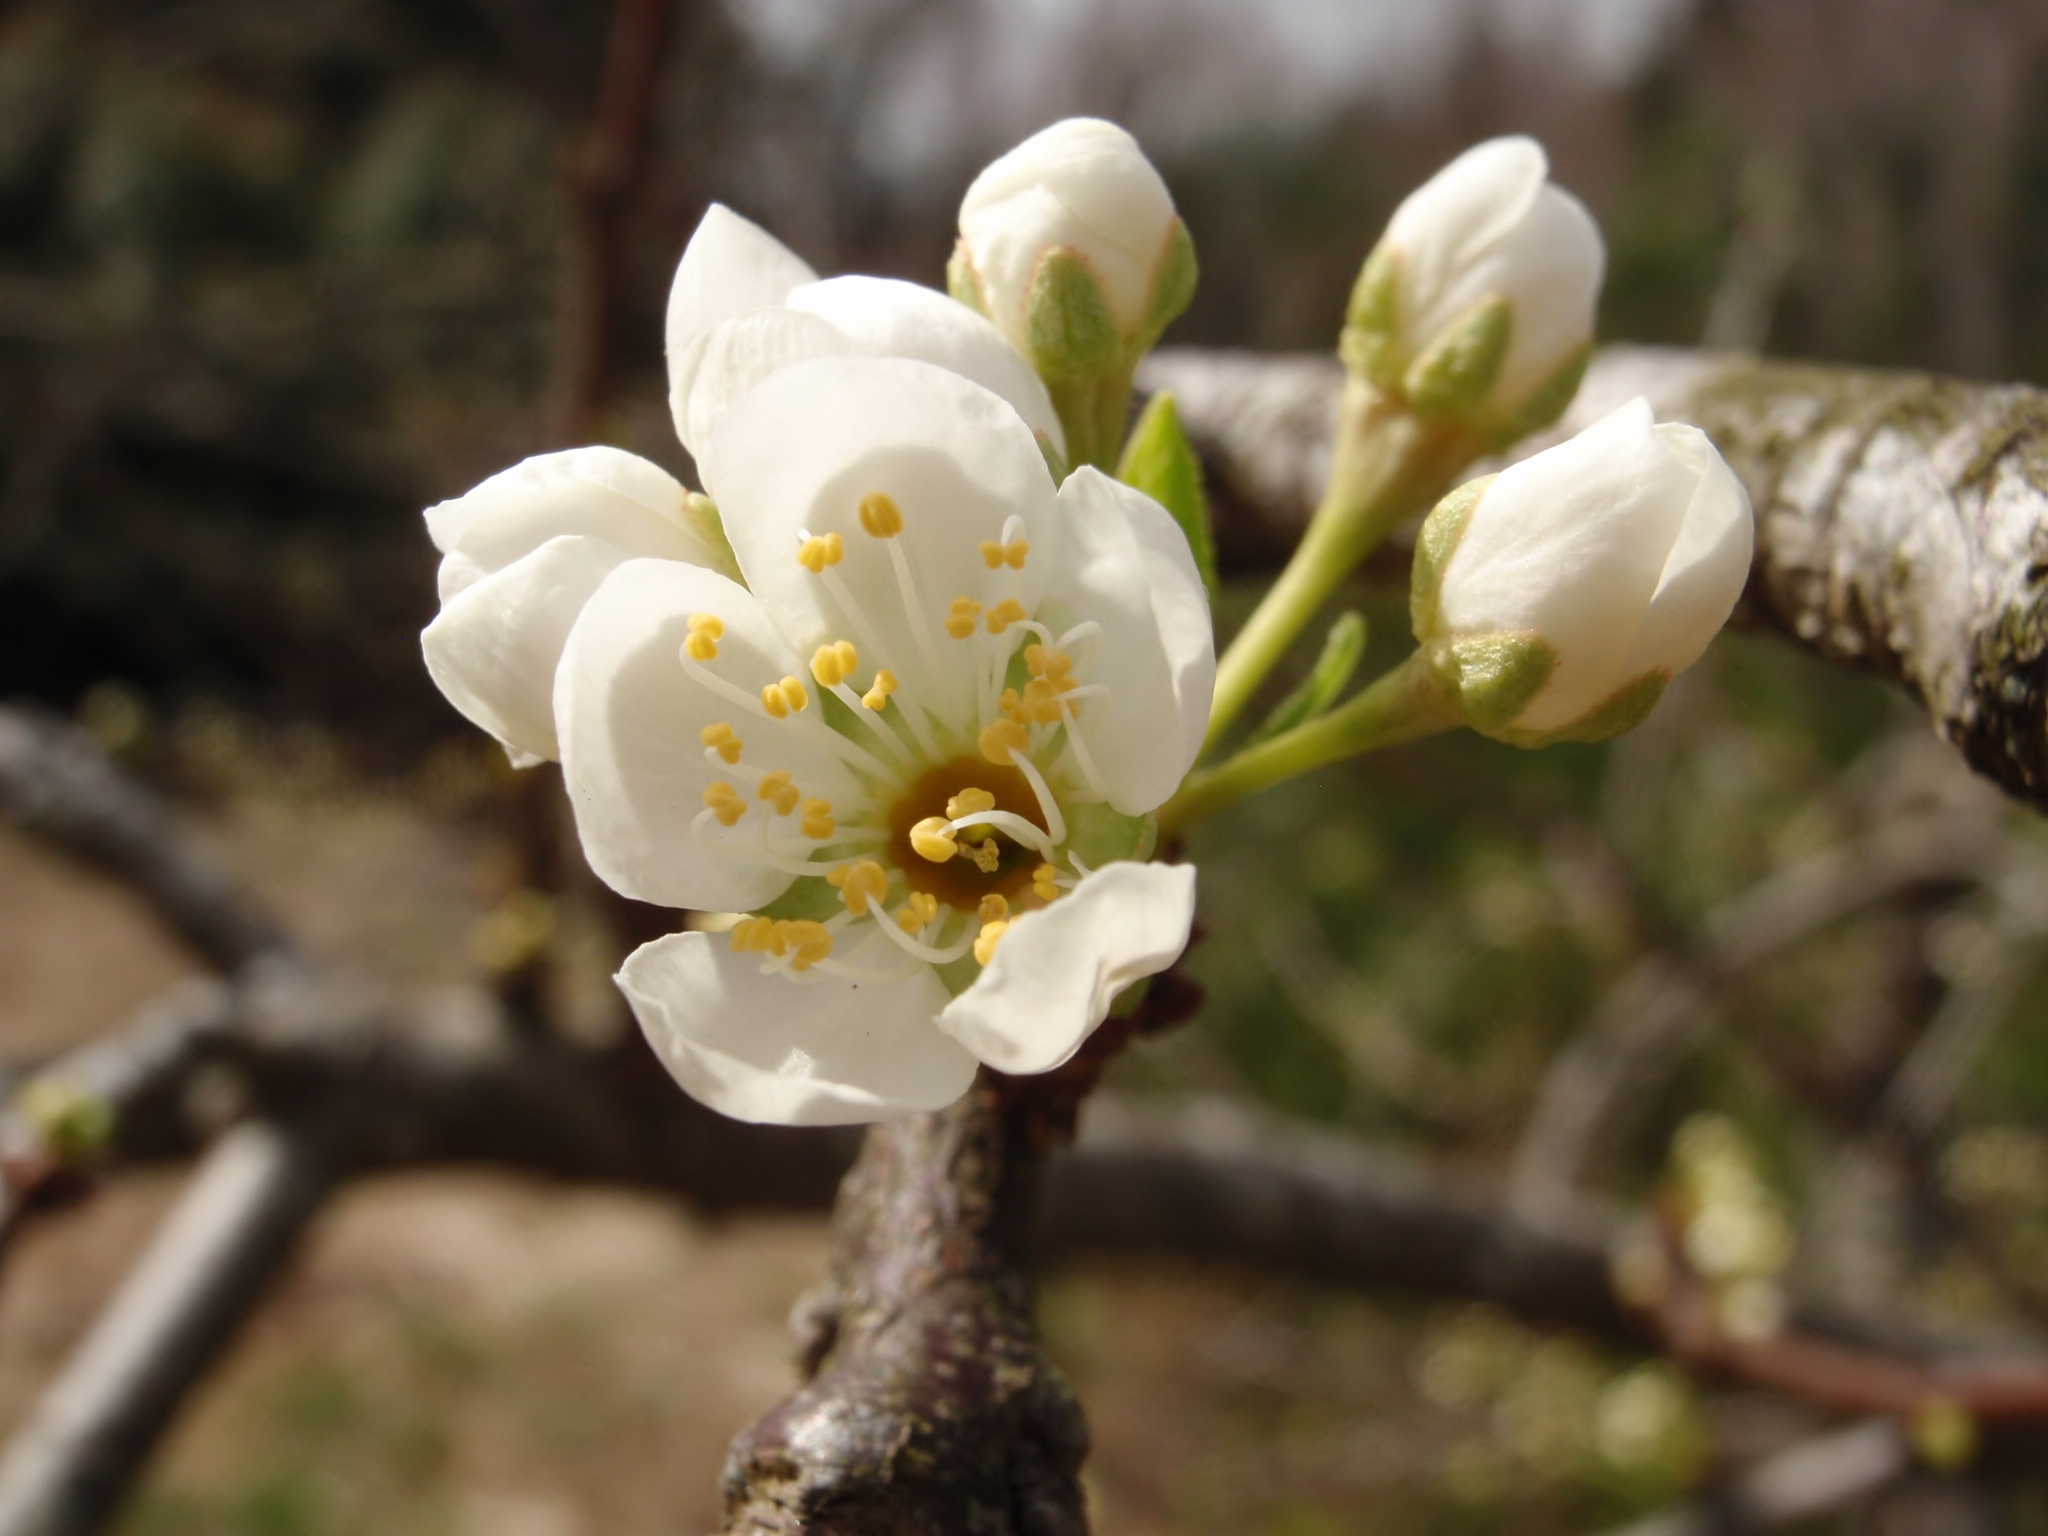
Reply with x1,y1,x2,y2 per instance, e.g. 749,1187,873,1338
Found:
1116,390,1217,596
1247,610,1368,747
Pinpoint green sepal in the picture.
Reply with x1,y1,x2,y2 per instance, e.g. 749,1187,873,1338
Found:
1427,631,1557,737
1115,391,1217,595
1248,610,1367,747
1409,474,1496,640
1067,801,1154,867
751,876,846,924
1403,296,1512,418
1501,669,1670,748
1493,343,1591,447
1341,242,1403,388
1026,247,1124,382
947,242,987,317
1134,218,1198,352
681,492,744,586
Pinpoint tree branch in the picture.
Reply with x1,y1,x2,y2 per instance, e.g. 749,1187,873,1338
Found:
0,708,290,975
1144,346,2048,812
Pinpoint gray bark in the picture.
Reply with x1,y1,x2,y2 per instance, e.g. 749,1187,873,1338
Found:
1144,345,2048,813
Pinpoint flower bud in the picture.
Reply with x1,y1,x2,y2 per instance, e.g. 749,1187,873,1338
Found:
952,118,1195,463
1346,136,1604,441
1409,398,1752,745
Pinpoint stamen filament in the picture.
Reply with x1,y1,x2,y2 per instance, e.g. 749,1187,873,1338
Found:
860,898,976,964
947,808,1056,859
1002,747,1068,845
1056,697,1110,800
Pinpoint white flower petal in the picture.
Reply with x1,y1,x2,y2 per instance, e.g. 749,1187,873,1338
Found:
620,932,973,1125
699,356,1061,722
681,305,855,459
423,534,631,763
1041,467,1213,813
556,557,863,912
1484,184,1604,411
424,448,709,602
787,275,1066,455
666,205,818,447
1618,424,1754,681
937,860,1195,1074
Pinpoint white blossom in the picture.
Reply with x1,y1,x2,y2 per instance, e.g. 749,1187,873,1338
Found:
953,117,1192,368
1415,398,1752,740
427,355,1211,1126
1355,136,1604,426
666,204,1064,461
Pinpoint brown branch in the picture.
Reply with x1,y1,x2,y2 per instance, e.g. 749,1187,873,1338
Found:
721,1077,1087,1536
0,1119,338,1536
1144,345,2048,812
0,707,291,975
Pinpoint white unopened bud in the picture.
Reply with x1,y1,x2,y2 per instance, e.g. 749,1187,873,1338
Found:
1348,136,1604,439
1410,398,1752,744
952,117,1195,387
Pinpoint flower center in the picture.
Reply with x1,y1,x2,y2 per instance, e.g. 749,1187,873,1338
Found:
887,757,1046,909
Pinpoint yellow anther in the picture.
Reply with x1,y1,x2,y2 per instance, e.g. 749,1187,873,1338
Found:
984,598,1029,635
858,491,904,539
777,919,834,973
979,718,1030,765
809,639,859,688
800,798,836,840
760,676,809,718
703,782,746,827
826,859,889,916
978,893,1010,925
1024,644,1074,687
895,892,939,933
684,630,719,662
756,769,801,816
1032,678,1074,724
980,539,1030,570
910,816,958,863
945,597,982,640
862,670,898,711
946,787,997,820
966,838,1002,874
729,916,777,954
973,919,1010,966
689,613,725,638
999,687,1026,724
797,532,844,573
1033,863,1060,902
701,722,743,765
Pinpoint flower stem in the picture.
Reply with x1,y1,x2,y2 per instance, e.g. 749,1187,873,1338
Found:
1203,380,1473,753
1160,649,1454,832
1047,363,1138,473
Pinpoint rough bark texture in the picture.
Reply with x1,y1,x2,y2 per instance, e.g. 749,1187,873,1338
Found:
720,1077,1087,1536
1143,345,2048,812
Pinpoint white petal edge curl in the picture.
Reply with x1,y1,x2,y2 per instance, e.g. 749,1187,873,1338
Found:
555,556,862,913
425,447,711,603
788,276,1066,456
698,356,1062,719
681,306,856,459
1042,467,1214,813
666,205,818,448
423,534,632,763
620,932,974,1125
937,860,1196,1075
1617,423,1754,681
